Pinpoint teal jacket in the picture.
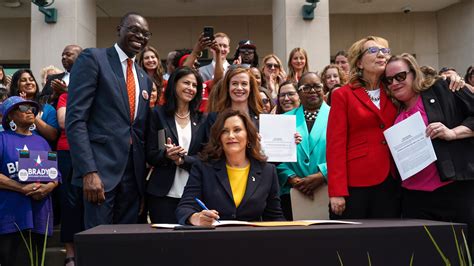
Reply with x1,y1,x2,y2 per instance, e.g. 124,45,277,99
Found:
276,103,329,196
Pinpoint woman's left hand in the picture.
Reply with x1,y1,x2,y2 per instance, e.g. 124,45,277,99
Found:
294,132,302,144
294,173,324,199
426,122,456,141
26,182,56,200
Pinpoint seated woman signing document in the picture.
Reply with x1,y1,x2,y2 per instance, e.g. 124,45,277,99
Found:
176,109,285,225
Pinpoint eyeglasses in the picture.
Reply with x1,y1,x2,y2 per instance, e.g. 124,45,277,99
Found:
17,104,37,114
362,47,391,56
384,71,410,85
239,48,254,54
122,25,152,39
265,63,280,69
298,83,323,93
278,91,298,98
262,98,270,104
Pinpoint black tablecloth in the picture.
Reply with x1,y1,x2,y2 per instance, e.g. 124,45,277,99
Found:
75,219,467,266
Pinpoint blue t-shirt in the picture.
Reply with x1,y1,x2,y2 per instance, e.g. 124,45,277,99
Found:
33,103,59,148
0,131,55,235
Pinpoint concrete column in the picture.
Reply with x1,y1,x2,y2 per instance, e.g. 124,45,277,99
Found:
272,0,330,74
436,0,474,73
30,0,96,83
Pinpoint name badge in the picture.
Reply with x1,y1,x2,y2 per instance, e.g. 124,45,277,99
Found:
18,150,58,182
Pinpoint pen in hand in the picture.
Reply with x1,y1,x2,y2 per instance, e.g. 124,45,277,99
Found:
195,197,220,223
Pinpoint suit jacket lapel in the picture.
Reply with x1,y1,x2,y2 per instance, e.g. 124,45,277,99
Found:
421,89,445,123
188,113,201,153
238,158,263,210
352,86,387,123
107,47,130,120
295,106,311,158
214,159,234,201
134,66,148,124
164,114,179,143
308,102,329,152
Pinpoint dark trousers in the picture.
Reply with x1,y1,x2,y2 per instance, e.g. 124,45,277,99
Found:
0,233,20,266
83,151,140,229
57,150,84,243
280,193,293,221
0,232,45,266
330,176,401,219
147,195,180,224
402,181,474,255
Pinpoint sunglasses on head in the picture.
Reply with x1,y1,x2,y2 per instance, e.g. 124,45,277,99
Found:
265,63,280,69
17,104,37,114
363,47,391,55
384,71,410,85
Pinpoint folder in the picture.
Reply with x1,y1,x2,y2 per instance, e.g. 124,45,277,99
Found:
290,184,329,220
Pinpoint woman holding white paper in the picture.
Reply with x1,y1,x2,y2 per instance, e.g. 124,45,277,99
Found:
384,53,474,247
276,72,329,220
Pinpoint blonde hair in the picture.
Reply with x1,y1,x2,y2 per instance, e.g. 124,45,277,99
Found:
214,32,230,43
40,65,61,82
321,64,347,93
213,67,263,115
347,36,389,88
261,54,284,83
386,53,437,94
287,47,309,82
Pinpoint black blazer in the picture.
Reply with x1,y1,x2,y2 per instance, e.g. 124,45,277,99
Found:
176,158,285,224
40,72,66,107
145,106,216,197
422,79,474,181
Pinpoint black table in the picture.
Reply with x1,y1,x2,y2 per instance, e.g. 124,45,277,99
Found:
75,219,467,266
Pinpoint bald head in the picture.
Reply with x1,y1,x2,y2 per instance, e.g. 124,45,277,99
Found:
62,45,83,72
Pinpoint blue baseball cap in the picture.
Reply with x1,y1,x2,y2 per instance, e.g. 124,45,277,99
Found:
1,96,39,130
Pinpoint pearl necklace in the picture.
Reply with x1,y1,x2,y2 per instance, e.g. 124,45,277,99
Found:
364,89,380,102
304,109,320,121
175,111,190,119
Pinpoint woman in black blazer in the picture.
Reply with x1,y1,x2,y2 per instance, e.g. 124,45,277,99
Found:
146,67,215,223
176,109,284,225
385,53,474,249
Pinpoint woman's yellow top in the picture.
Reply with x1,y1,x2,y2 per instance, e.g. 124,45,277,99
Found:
226,164,250,207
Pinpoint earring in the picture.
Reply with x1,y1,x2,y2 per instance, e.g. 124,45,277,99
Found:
357,68,363,77
9,120,17,131
247,142,252,149
29,123,36,131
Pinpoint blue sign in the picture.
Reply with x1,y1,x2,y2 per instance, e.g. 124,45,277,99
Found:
17,150,58,182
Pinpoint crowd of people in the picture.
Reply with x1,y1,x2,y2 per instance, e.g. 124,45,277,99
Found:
0,12,473,266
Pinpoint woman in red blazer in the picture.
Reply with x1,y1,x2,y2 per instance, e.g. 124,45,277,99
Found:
327,36,400,219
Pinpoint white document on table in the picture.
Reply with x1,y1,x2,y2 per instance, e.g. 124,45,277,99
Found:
383,111,437,181
259,114,297,162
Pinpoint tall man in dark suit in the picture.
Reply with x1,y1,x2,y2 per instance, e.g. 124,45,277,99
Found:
66,12,153,229
40,44,82,107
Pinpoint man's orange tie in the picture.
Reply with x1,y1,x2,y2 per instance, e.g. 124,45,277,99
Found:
126,58,136,122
